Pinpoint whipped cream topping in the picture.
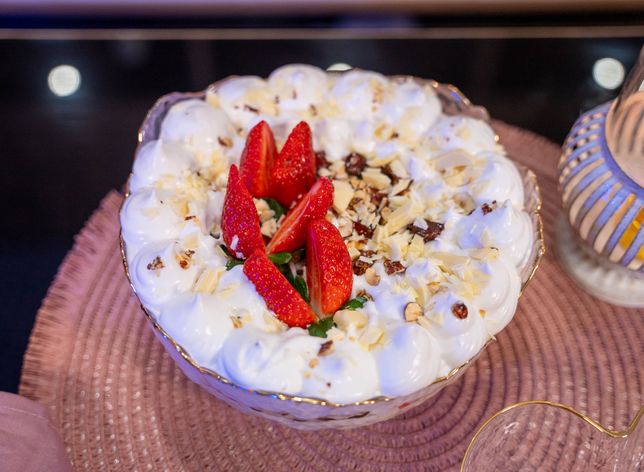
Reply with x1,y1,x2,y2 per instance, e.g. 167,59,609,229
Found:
121,65,533,403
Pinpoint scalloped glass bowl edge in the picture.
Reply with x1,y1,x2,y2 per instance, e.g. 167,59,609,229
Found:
119,75,545,430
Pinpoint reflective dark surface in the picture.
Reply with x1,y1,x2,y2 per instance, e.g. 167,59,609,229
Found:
0,30,642,392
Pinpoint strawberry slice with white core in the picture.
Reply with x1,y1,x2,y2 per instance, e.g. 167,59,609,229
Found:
221,164,265,259
306,218,353,316
266,177,333,255
239,120,277,198
243,251,316,328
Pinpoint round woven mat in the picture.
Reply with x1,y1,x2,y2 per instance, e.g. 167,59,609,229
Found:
20,122,643,471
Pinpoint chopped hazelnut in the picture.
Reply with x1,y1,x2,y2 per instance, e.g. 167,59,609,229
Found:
344,152,367,176
318,340,333,356
353,258,372,276
371,191,387,207
309,358,320,369
407,220,444,242
217,136,233,147
354,221,374,238
381,163,400,184
146,256,164,271
481,201,497,215
243,104,259,113
334,309,368,331
315,150,330,169
365,267,381,286
404,302,422,322
384,259,405,275
348,196,362,211
451,302,469,319
176,250,195,270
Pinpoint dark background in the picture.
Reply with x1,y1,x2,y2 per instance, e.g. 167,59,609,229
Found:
0,18,642,393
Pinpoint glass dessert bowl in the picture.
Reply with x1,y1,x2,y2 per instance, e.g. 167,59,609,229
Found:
120,65,544,429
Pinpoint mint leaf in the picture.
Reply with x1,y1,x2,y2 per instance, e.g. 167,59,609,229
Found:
340,296,369,311
278,263,296,285
308,317,335,338
219,244,234,258
290,247,306,263
268,252,292,265
220,244,243,270
263,198,286,220
226,259,244,271
276,263,309,302
293,276,309,302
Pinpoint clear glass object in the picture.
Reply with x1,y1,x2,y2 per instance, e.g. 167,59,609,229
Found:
462,402,644,471
606,47,644,258
557,46,644,306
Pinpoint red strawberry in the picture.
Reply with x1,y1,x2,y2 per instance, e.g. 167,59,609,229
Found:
221,165,265,258
307,219,353,315
239,120,277,197
270,121,317,207
266,177,333,255
243,251,316,328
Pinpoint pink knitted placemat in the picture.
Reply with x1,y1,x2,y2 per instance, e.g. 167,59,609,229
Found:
19,122,643,470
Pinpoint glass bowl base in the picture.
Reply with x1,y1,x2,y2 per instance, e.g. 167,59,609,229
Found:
556,215,644,308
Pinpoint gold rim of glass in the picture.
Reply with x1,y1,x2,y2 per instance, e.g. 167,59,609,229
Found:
460,401,644,471
119,74,546,408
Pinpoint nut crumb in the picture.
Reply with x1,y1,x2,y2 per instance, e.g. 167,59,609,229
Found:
356,289,373,301
404,302,422,321
243,104,259,113
309,358,320,369
230,316,243,329
407,220,444,242
344,152,367,176
384,259,405,275
177,250,195,269
147,256,164,271
365,267,381,286
318,340,333,356
315,150,330,169
217,136,233,147
354,221,374,238
353,258,373,276
381,163,400,185
451,302,469,319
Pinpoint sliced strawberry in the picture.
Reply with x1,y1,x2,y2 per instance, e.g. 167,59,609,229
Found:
306,218,353,315
270,121,317,207
243,251,316,328
266,177,333,254
239,120,277,197
221,165,265,258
